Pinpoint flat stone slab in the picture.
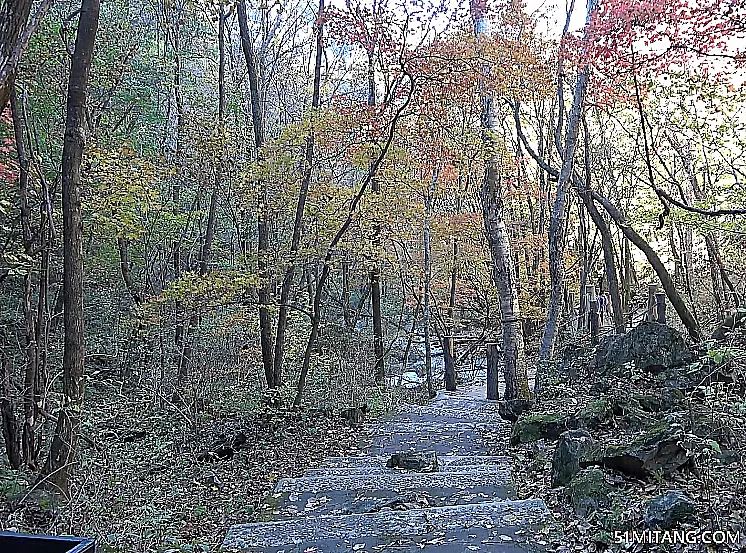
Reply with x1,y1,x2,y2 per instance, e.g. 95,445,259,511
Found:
259,469,513,520
224,499,550,552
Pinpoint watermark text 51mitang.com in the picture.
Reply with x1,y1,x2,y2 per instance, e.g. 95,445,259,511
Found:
613,529,742,546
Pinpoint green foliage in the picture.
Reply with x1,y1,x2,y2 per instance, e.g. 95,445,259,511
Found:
707,346,735,366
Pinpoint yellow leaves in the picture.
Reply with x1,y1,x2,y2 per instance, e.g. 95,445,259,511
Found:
152,270,259,308
84,144,166,240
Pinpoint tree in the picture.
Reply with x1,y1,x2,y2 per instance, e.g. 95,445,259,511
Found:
538,0,599,360
37,0,100,496
470,0,530,399
238,0,275,388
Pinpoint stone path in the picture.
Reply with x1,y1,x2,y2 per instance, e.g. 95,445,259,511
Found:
223,387,550,552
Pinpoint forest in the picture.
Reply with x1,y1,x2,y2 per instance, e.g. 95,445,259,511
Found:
0,0,745,551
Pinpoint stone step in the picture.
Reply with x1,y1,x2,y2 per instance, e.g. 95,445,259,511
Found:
312,455,510,476
429,396,500,412
387,404,506,424
223,499,549,552
363,421,497,455
306,460,511,477
259,468,513,520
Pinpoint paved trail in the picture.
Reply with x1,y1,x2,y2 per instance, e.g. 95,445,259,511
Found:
223,386,549,552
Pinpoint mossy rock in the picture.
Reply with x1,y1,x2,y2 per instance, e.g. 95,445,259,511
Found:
601,422,693,478
576,399,613,427
510,412,574,445
568,468,613,517
552,430,596,487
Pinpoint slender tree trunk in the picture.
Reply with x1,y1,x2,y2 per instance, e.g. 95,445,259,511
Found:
238,0,275,388
444,191,460,391
37,0,99,495
538,0,598,360
471,1,529,399
402,298,421,372
11,89,42,467
342,259,353,327
367,51,385,383
592,191,701,341
423,168,437,398
0,349,22,469
580,121,624,333
199,5,225,278
168,14,187,380
273,0,324,386
294,77,414,406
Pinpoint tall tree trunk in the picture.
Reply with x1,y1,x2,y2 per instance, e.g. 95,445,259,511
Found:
471,0,530,399
0,0,33,110
238,0,275,388
37,0,99,495
367,51,385,383
273,0,324,386
444,226,458,391
423,168,437,398
169,13,187,380
342,259,353,327
11,88,42,467
538,0,598,360
199,5,225,278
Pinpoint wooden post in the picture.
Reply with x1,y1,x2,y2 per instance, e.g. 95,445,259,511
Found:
655,292,666,324
589,299,600,344
486,343,499,400
646,283,657,322
584,284,596,331
568,291,577,336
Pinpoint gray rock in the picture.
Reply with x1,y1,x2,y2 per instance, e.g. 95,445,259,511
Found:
386,451,439,472
643,490,696,528
552,430,595,487
595,322,695,373
568,468,612,517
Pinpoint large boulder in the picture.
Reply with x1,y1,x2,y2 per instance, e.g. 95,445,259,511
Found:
643,490,696,528
601,422,693,478
568,468,613,517
552,430,596,487
595,322,696,373
510,413,574,445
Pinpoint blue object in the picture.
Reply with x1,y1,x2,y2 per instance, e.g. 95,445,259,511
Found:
0,531,95,553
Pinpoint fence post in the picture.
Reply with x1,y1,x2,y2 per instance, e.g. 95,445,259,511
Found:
584,284,597,332
646,283,657,322
655,292,666,324
486,343,499,400
590,298,600,344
